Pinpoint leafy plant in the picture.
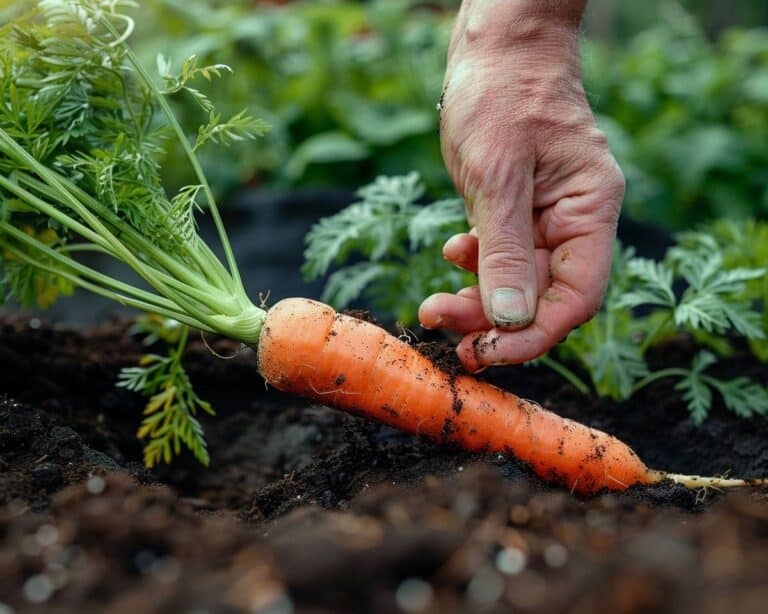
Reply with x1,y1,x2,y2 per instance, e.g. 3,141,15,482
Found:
676,219,768,360
303,172,473,324
584,4,768,227
118,324,214,467
538,241,767,423
130,0,453,195
308,179,768,424
0,0,268,466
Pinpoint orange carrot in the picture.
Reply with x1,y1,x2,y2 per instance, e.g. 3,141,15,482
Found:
257,298,766,495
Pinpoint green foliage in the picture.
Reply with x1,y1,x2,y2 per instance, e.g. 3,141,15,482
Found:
131,0,453,195
156,52,270,152
303,173,473,324
131,1,768,226
584,5,768,227
553,240,767,422
0,0,268,468
312,180,768,423
675,351,768,425
618,247,765,338
118,326,214,467
2,227,74,308
677,219,768,360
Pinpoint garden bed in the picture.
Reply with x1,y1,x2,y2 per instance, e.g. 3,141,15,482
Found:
1,316,768,613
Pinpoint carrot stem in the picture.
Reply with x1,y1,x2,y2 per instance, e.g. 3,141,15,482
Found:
538,355,591,395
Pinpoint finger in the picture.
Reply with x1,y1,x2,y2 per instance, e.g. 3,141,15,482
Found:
442,243,550,293
443,233,479,273
419,292,490,334
475,165,538,331
457,285,480,299
456,232,614,370
419,245,550,337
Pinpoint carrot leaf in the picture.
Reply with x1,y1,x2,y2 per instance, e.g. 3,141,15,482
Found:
675,351,768,424
0,0,269,468
118,326,214,468
303,173,472,323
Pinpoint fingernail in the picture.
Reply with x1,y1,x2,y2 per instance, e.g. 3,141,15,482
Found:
491,287,533,328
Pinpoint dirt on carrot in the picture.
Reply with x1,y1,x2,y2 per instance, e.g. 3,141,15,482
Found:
341,308,383,327
2,316,768,611
414,340,468,378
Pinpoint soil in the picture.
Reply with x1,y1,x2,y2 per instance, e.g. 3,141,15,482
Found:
1,316,768,613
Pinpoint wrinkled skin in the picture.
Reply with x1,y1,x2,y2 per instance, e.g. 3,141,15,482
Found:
419,0,625,372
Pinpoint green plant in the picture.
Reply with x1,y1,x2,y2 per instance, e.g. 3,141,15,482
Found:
118,322,214,467
131,0,453,195
676,219,768,361
584,4,768,227
303,172,473,324
553,241,768,423
0,0,267,466
307,178,768,424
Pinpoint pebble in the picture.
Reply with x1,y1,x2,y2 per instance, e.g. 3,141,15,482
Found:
395,578,433,613
23,574,54,604
543,543,568,568
496,547,527,575
254,593,294,614
467,567,504,605
86,475,106,495
36,524,59,547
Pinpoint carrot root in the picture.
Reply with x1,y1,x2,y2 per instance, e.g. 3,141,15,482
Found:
256,298,767,496
657,472,768,489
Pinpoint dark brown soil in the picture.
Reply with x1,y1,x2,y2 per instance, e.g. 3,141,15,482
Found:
1,316,768,613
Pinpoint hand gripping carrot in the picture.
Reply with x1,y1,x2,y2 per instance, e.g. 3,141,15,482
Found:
258,299,766,495
2,6,764,495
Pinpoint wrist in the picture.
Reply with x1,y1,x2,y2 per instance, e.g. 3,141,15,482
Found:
462,0,585,55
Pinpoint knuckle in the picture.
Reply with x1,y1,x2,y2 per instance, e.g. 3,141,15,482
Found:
599,156,626,202
481,248,533,276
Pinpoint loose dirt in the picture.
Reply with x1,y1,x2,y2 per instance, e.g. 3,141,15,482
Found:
1,317,767,613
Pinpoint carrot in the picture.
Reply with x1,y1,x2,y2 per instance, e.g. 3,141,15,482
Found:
258,298,767,495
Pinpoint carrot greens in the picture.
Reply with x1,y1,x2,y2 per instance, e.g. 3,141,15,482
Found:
303,173,474,324
0,0,267,465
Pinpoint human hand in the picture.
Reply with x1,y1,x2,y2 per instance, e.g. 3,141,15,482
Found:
419,0,625,372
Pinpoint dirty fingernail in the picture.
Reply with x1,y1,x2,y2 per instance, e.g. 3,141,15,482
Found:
491,287,532,328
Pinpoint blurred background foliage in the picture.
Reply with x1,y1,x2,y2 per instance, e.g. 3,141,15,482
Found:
131,0,454,196
125,0,768,230
584,4,768,227
2,0,766,229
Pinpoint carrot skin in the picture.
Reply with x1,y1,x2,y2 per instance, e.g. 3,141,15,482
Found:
257,298,655,495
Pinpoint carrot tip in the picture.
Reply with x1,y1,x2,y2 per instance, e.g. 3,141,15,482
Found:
658,472,768,489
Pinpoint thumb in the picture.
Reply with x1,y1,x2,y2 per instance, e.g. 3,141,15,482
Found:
475,178,537,331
